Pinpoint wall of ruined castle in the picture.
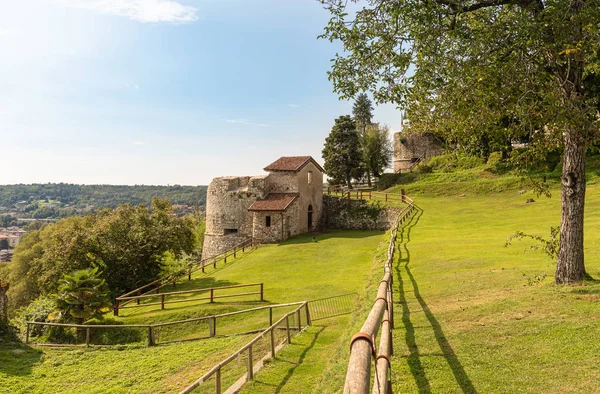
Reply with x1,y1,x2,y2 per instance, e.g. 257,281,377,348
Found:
394,132,444,172
321,196,401,231
202,175,267,259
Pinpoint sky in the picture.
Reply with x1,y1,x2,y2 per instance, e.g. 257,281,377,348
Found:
0,0,401,186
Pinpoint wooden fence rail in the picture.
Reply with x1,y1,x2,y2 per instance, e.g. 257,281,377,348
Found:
114,283,264,316
344,197,415,394
180,301,311,394
26,301,306,348
116,238,256,308
327,186,413,205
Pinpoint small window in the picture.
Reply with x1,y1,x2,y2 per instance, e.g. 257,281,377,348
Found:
307,171,313,184
265,216,271,228
224,229,238,235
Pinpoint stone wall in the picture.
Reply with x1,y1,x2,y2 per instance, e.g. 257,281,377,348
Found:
321,196,401,231
394,132,444,172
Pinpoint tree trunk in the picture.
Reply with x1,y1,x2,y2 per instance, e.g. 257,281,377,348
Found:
346,173,353,189
555,130,586,284
366,170,372,188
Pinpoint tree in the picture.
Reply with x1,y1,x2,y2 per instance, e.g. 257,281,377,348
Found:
321,0,600,284
352,93,374,133
54,267,112,324
322,115,363,188
362,124,393,179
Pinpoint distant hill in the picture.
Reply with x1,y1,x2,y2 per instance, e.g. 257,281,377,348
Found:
0,184,207,210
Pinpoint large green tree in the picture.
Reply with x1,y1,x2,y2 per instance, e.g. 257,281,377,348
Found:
362,124,393,179
323,115,363,188
321,0,600,284
352,93,374,133
4,198,196,311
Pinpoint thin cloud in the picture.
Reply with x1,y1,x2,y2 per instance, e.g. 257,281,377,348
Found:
55,0,199,24
225,119,269,127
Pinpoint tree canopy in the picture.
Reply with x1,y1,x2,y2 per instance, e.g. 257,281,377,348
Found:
321,0,600,283
322,115,363,187
3,198,197,311
352,92,374,133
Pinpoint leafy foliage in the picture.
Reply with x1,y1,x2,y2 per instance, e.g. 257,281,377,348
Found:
505,226,560,260
322,115,363,187
54,267,112,324
4,198,197,312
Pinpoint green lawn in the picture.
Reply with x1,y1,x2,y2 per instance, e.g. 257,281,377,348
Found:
1,230,386,394
390,186,600,393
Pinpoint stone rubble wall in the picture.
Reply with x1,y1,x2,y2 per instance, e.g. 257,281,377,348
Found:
320,196,401,231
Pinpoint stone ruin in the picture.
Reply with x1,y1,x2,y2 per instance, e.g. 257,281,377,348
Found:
202,156,324,259
393,132,444,172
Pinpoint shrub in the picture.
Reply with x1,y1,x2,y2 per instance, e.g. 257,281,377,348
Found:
417,164,433,173
12,296,56,337
487,152,503,166
377,173,403,190
86,317,144,345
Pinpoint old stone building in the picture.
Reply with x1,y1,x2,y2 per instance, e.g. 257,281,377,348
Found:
393,132,444,172
202,156,324,259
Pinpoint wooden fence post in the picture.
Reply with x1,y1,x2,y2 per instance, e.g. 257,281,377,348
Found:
215,367,222,394
270,328,276,357
260,283,264,301
210,289,214,303
25,323,30,344
269,307,273,326
114,299,119,316
247,345,254,381
86,327,90,347
360,190,363,200
148,326,155,346
137,290,141,305
161,294,165,310
210,316,216,337
385,193,388,202
285,315,291,344
305,303,311,326
188,269,192,281
202,263,205,273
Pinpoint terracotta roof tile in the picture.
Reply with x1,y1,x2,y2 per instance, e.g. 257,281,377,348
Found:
264,156,324,173
248,193,299,212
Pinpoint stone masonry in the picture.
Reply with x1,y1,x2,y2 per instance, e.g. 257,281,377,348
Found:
202,156,324,259
394,132,444,172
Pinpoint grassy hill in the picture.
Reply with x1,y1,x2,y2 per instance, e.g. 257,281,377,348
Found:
4,157,600,393
0,230,386,393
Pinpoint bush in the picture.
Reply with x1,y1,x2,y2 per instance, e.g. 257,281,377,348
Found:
377,173,403,190
417,164,433,173
12,296,56,337
86,317,144,345
487,152,503,166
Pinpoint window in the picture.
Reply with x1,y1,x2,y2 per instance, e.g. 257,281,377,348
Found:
265,216,271,228
224,229,238,235
307,171,313,184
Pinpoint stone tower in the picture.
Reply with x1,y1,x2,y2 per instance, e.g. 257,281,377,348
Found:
202,156,324,259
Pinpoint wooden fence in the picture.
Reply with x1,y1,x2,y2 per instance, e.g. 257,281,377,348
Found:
344,197,415,394
114,283,264,316
26,301,305,348
115,238,256,309
327,186,411,204
180,301,310,394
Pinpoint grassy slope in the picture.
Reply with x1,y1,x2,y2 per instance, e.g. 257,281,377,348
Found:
0,230,385,394
391,187,600,393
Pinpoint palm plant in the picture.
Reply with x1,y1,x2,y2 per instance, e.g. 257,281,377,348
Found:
54,267,112,324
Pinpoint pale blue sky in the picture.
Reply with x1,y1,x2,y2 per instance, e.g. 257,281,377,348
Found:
0,0,401,185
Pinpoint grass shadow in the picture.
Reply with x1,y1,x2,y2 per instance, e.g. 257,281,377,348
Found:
0,340,42,376
396,206,478,394
273,326,325,393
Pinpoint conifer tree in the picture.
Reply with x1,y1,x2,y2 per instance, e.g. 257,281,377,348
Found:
322,115,362,188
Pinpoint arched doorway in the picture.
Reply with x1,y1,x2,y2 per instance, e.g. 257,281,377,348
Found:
308,204,313,230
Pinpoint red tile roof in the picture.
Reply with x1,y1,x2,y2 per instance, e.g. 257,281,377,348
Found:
248,193,299,212
264,156,324,173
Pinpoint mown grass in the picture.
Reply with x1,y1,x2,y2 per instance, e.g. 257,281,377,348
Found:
1,230,385,394
390,186,600,393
